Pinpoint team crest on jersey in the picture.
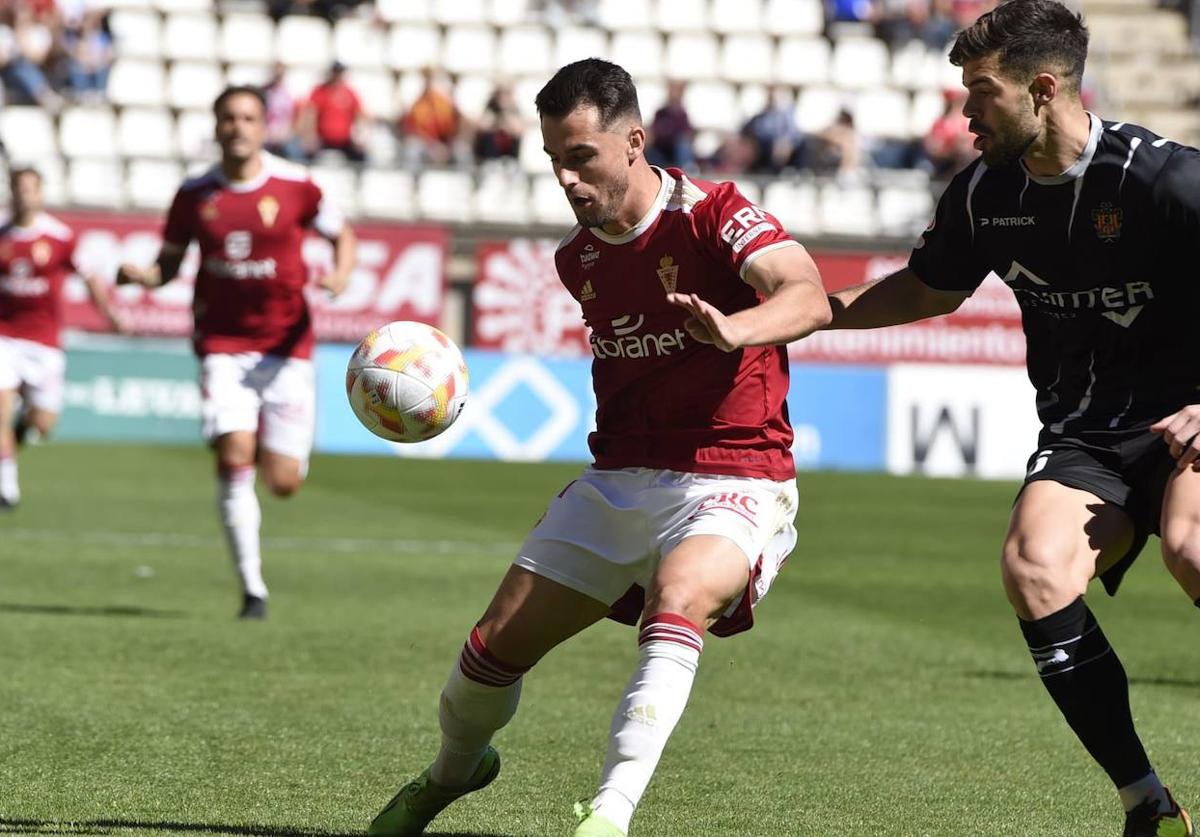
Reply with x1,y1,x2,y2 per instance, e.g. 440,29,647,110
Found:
580,243,599,270
1091,202,1122,242
30,241,50,266
579,279,596,301
200,199,219,221
656,255,679,293
257,196,280,227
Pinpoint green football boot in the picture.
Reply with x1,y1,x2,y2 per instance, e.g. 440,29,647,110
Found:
1124,790,1194,837
368,747,501,837
572,801,627,837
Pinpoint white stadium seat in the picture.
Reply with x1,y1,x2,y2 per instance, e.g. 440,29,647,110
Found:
654,0,708,33
890,40,928,90
852,88,912,140
68,159,126,208
387,25,441,72
909,89,945,138
488,0,531,26
226,63,273,86
877,183,935,236
530,174,576,226
359,168,415,220
362,122,399,165
832,37,890,90
59,107,118,160
795,86,846,132
636,79,666,123
610,30,664,81
555,26,608,68
108,9,162,59
0,107,57,162
417,170,475,223
153,0,211,12
720,34,775,84
663,32,719,81
220,13,275,65
819,182,877,236
309,165,359,217
475,168,530,225
682,80,739,132
175,109,216,159
34,157,66,207
127,159,184,209
107,0,152,9
396,71,424,112
376,0,431,24
275,16,332,68
432,0,488,25
441,26,497,76
738,83,770,124
107,59,166,107
710,0,763,34
597,0,653,31
518,125,548,174
118,108,176,158
347,69,398,121
162,13,218,62
167,62,225,110
497,26,553,78
762,179,819,233
775,36,831,87
333,17,387,70
727,177,762,206
454,75,495,122
764,0,825,36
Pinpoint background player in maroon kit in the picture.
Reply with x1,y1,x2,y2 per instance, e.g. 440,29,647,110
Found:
0,166,124,509
117,86,356,619
368,60,831,837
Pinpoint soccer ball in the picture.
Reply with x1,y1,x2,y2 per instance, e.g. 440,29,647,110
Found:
345,321,469,443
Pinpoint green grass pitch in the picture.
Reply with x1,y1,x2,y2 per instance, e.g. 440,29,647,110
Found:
2,443,1197,836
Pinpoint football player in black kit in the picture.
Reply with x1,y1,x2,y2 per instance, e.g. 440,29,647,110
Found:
823,0,1198,834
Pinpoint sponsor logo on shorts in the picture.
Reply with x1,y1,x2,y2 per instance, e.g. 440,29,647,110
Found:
690,491,759,524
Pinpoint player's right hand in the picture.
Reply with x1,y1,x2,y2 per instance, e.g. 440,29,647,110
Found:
116,263,160,287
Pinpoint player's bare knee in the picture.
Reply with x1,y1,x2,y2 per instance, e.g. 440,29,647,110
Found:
645,581,727,628
264,473,302,498
1160,520,1200,576
1001,537,1084,616
30,412,56,437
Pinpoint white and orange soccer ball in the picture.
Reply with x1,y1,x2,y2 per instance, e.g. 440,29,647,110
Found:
345,321,469,443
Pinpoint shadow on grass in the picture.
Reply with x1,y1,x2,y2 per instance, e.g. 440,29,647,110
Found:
0,819,510,837
965,670,1200,689
0,602,187,619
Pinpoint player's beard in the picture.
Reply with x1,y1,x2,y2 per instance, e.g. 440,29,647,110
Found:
978,100,1039,167
575,172,630,230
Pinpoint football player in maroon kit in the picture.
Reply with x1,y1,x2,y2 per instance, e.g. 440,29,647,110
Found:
368,60,831,837
117,86,356,620
0,166,125,510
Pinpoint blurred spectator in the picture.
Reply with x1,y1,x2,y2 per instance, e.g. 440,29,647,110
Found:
0,5,62,112
705,133,757,176
263,62,306,161
300,61,368,163
646,80,695,169
828,0,875,23
535,0,600,26
473,82,524,162
742,86,806,174
807,109,865,175
874,0,957,49
922,87,974,179
398,67,472,168
62,8,111,104
267,0,367,23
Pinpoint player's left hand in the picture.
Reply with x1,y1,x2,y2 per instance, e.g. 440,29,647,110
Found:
666,292,744,352
317,271,349,297
1151,405,1200,471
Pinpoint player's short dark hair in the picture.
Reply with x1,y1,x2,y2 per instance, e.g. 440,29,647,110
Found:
949,0,1089,91
535,59,641,128
213,84,267,116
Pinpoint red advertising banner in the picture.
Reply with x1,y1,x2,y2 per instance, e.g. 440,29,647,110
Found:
473,239,1025,365
58,210,448,343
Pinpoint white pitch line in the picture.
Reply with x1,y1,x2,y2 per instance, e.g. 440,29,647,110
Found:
1,528,516,555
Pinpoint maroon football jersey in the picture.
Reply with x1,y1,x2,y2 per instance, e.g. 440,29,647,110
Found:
162,153,344,359
0,213,78,348
555,168,800,480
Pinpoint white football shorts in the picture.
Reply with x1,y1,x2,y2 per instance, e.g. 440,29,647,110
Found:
0,335,66,412
514,467,799,636
200,352,315,462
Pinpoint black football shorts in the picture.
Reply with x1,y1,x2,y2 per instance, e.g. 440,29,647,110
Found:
1020,428,1177,595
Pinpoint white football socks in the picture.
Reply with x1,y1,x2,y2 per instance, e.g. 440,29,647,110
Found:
0,455,18,503
431,627,525,787
217,466,267,599
1119,772,1171,813
591,614,704,834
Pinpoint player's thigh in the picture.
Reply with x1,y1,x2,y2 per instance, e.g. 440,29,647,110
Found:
201,354,261,445
25,406,57,437
1003,480,1135,619
0,388,16,454
257,357,315,475
214,430,257,470
476,564,613,668
646,534,755,628
1159,466,1200,599
259,449,305,497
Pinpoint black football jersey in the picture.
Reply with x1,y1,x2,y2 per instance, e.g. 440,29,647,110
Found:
910,114,1200,435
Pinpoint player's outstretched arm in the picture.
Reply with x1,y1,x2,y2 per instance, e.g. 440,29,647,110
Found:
83,273,128,334
317,224,356,297
115,245,186,289
667,245,831,351
827,267,968,330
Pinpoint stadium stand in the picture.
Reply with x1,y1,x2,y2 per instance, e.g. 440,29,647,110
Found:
0,0,1197,236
